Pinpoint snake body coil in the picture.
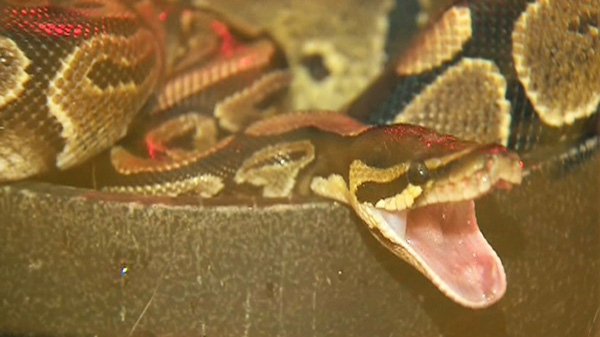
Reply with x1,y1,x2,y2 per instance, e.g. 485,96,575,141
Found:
0,0,597,309
0,0,162,181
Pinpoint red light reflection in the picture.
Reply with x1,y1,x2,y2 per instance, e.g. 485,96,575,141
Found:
210,20,240,57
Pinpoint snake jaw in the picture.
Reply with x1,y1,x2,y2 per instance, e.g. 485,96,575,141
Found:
358,200,506,309
413,145,523,208
348,141,523,309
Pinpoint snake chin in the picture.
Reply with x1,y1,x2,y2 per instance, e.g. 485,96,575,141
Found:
364,199,506,309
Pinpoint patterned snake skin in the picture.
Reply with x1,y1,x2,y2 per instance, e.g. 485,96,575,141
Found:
0,0,598,309
350,0,599,169
0,0,163,181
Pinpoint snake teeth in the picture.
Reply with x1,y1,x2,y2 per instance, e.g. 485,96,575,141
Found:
374,184,423,211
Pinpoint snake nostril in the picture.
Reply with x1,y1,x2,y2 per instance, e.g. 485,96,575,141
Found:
300,53,330,81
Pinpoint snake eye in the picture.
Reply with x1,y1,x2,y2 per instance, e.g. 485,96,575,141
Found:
407,161,429,185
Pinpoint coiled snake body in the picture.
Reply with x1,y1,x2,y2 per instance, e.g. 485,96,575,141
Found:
0,0,597,309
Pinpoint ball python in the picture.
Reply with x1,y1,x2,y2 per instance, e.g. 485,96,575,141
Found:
0,0,596,310
349,0,599,170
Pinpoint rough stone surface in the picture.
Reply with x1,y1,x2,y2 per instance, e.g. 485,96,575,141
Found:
0,148,598,336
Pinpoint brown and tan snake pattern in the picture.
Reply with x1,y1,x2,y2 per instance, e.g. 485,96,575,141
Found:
0,0,598,309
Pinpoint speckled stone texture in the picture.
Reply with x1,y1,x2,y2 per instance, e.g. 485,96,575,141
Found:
0,147,598,336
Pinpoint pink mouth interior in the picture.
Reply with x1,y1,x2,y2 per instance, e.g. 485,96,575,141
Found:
405,200,506,308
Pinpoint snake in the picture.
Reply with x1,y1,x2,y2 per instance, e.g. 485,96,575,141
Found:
0,0,597,310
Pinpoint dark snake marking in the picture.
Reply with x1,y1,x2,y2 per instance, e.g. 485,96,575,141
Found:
3,0,598,309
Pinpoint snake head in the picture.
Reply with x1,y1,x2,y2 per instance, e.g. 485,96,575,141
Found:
332,124,522,308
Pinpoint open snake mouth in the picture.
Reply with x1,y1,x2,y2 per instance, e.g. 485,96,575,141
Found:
365,200,505,308
352,144,523,309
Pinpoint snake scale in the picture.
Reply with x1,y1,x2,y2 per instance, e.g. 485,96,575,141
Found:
0,0,598,309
